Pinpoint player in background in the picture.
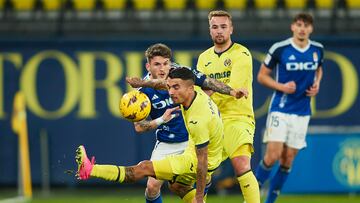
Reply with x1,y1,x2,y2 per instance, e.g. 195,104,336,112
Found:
76,67,224,203
255,13,323,203
196,10,260,203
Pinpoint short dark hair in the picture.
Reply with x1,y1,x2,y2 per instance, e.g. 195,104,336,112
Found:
145,43,172,62
292,13,313,25
168,67,195,83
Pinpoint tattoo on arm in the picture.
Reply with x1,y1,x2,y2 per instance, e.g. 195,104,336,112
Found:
134,120,156,132
124,167,136,183
143,79,167,90
203,78,233,95
195,145,208,199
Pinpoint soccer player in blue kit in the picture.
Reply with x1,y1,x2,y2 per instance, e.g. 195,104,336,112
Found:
255,13,324,203
134,43,188,203
132,43,246,203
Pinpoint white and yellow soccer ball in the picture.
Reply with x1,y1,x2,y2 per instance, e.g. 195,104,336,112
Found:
119,90,151,122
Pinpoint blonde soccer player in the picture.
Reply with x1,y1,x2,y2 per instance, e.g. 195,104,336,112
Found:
196,10,260,203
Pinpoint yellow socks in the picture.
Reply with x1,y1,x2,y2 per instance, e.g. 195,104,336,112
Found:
237,171,260,203
91,165,125,183
182,189,196,203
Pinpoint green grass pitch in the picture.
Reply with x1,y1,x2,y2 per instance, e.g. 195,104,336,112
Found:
1,188,359,203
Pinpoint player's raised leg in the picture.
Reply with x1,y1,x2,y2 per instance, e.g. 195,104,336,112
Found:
76,145,156,183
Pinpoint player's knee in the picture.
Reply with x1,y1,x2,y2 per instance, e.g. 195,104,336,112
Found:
231,156,251,176
137,160,153,175
280,153,296,167
265,151,282,165
168,182,190,198
146,179,162,194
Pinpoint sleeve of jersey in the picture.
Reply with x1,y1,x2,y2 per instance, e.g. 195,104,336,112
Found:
318,47,324,67
228,48,253,88
191,67,206,87
263,44,279,69
189,117,209,149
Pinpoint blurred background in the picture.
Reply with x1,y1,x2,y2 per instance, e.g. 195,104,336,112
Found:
0,0,359,202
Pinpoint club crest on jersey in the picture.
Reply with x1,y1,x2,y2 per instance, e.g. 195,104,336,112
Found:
224,58,232,67
313,52,318,62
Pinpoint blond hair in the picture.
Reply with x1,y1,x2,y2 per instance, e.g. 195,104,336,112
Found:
208,10,232,22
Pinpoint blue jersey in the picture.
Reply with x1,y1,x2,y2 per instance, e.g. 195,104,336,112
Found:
138,63,207,143
139,87,188,143
264,38,324,115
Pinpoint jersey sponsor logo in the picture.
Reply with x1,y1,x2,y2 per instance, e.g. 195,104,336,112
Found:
209,71,231,79
224,58,232,67
152,98,174,109
288,55,296,60
205,62,212,67
286,62,318,71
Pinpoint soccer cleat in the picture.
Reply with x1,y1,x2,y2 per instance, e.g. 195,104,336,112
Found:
75,145,95,180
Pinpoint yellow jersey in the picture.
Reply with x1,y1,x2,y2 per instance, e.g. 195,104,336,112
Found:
197,43,254,120
181,89,223,171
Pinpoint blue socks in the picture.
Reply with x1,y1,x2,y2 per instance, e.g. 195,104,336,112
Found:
145,192,162,203
265,165,290,203
255,160,273,187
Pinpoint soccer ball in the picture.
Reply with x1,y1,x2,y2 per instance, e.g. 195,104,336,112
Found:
119,90,151,122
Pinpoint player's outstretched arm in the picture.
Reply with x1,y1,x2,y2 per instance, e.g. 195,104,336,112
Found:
202,78,247,99
126,76,245,99
195,145,208,203
126,77,167,90
257,64,296,94
134,106,180,133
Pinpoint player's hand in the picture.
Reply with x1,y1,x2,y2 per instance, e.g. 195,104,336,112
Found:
126,77,143,88
281,81,296,94
306,82,320,97
162,106,180,123
230,88,248,99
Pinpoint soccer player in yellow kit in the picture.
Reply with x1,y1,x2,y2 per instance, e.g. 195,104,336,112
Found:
196,10,260,203
76,67,223,203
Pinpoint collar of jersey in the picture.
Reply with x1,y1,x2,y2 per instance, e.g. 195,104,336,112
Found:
290,37,311,53
214,42,235,57
183,91,197,111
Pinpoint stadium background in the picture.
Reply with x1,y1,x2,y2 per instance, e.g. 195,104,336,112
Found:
0,0,359,202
